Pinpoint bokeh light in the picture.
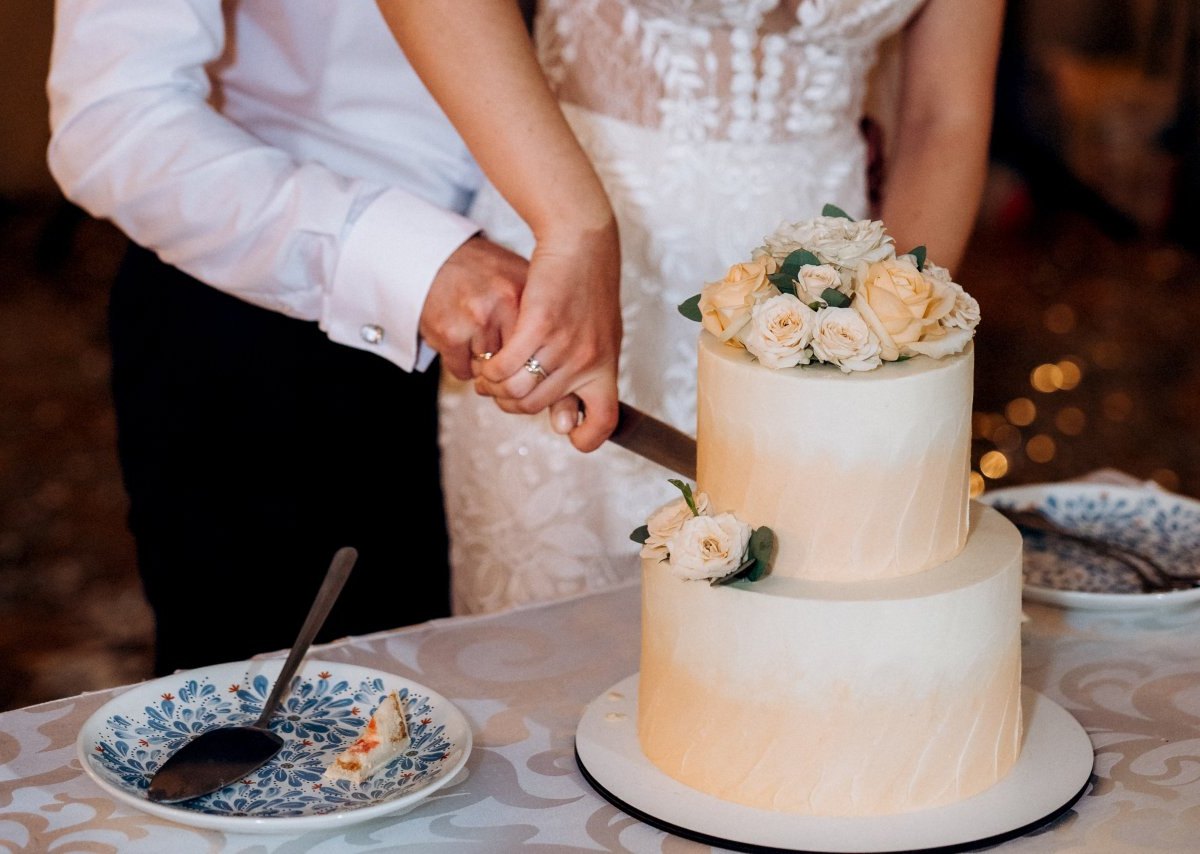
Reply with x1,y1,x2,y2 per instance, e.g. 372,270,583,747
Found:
1054,406,1087,435
1030,363,1064,393
1005,397,1036,426
1042,303,1076,334
1026,434,1056,463
979,450,1009,479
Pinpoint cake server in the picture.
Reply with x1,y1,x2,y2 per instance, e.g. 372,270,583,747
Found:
145,546,358,803
608,401,697,481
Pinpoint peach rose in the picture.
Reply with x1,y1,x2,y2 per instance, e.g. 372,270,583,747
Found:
698,260,779,343
852,258,956,360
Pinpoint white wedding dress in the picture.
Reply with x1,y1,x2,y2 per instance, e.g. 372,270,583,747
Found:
439,0,927,614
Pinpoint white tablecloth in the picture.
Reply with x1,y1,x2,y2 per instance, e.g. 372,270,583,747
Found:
1,574,1199,853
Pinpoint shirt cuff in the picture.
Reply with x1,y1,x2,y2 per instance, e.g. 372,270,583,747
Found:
323,189,479,371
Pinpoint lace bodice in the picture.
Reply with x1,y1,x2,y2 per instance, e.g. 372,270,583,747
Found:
536,0,924,144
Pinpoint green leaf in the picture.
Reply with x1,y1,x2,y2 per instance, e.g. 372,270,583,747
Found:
668,479,699,516
768,271,798,295
908,245,927,271
678,294,702,322
629,524,650,544
781,248,822,274
710,556,757,586
820,287,851,308
822,203,852,220
749,526,774,564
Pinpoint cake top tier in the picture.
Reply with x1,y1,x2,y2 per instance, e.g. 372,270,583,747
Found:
679,205,980,372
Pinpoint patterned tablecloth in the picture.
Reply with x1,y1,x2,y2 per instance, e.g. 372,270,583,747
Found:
1,571,1198,853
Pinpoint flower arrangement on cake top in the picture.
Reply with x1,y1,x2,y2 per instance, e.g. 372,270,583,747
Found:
631,480,773,586
678,204,980,372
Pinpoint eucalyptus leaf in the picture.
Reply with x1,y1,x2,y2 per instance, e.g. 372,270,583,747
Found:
820,287,850,308
768,272,798,295
710,555,757,586
630,524,650,544
749,526,775,563
908,245,927,271
822,203,852,220
678,293,702,322
668,479,699,516
781,248,822,275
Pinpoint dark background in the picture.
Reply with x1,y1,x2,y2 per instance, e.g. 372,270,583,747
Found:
2,0,1197,710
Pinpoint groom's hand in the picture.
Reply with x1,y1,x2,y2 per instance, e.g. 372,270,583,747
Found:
420,235,528,381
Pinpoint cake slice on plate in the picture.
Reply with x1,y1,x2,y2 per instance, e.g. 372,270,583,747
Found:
324,691,410,783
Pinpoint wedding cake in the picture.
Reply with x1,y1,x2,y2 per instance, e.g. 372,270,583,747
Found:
633,210,1024,817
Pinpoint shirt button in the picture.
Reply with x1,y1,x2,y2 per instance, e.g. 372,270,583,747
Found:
360,324,385,345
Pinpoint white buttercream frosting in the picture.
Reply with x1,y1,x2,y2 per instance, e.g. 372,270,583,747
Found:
697,331,973,582
638,503,1024,816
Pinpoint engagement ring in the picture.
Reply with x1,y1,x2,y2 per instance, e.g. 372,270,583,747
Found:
524,357,548,380
472,351,494,361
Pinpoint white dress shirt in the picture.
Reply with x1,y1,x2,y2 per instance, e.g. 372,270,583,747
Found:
46,0,483,371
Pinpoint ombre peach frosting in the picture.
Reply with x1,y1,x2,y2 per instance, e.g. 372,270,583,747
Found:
636,213,1024,817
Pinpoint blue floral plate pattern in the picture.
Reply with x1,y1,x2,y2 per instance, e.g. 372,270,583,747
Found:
75,659,472,833
980,483,1200,610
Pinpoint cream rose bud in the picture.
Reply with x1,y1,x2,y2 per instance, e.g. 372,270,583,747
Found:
796,263,844,304
698,260,779,343
852,257,956,360
811,306,882,372
743,293,816,369
640,493,711,560
665,513,753,581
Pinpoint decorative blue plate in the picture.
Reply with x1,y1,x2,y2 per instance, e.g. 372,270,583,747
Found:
75,659,472,833
980,483,1200,610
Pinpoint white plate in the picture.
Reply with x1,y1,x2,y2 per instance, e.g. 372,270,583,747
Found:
979,483,1200,610
76,659,472,833
576,675,1093,853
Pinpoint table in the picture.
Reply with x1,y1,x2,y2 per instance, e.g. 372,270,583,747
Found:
1,578,1198,853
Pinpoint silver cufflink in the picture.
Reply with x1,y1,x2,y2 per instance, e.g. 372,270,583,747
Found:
360,324,384,345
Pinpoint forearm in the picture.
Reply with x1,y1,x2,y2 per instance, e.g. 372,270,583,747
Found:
879,0,1005,273
879,116,992,272
376,0,614,240
48,0,479,371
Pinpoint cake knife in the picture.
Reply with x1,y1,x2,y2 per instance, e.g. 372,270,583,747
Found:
608,401,697,481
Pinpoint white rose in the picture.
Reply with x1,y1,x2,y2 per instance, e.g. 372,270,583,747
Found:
757,216,895,268
742,293,816,369
904,324,975,359
640,493,711,560
946,287,981,332
795,263,847,305
811,306,883,373
665,513,753,581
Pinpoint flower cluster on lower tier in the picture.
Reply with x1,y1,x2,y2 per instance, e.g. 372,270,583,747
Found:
631,480,772,586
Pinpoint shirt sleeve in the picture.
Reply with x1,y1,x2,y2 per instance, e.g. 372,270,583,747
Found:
46,0,478,371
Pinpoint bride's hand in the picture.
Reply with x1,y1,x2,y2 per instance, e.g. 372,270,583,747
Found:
475,217,622,452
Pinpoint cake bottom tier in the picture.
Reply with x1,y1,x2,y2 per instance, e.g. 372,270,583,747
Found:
637,502,1024,817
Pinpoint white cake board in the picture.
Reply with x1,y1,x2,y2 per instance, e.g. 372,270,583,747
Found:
575,675,1093,853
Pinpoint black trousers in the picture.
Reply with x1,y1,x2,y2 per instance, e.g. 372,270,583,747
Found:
109,244,450,676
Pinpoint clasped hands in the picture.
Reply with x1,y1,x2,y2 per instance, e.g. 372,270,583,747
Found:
419,226,622,452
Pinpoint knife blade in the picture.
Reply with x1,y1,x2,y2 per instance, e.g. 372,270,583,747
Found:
608,401,697,481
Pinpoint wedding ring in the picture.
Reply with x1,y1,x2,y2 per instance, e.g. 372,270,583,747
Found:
524,357,548,380
472,351,494,361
